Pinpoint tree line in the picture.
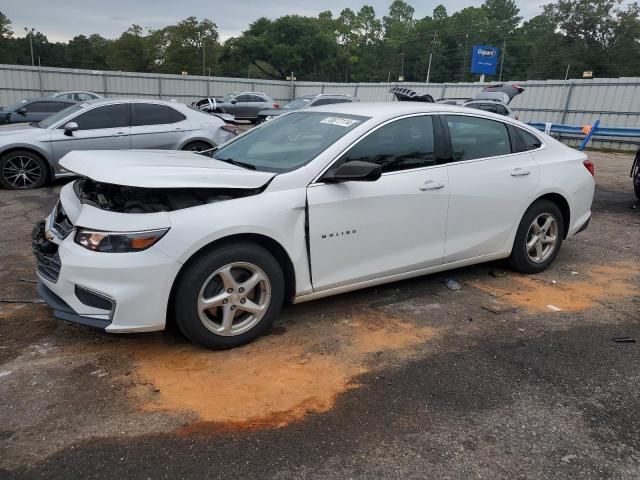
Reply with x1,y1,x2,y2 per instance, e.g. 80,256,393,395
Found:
0,0,639,83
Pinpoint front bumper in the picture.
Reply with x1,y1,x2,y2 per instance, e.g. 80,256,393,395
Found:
37,281,111,330
33,217,182,333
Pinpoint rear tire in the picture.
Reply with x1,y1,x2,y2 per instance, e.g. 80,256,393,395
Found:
634,172,640,200
0,150,48,190
174,242,285,349
508,200,564,274
182,141,214,153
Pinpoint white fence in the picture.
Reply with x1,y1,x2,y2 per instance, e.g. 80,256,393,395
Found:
1,63,639,150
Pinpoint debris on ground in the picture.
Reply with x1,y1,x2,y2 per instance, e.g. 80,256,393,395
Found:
561,454,578,463
547,304,563,312
0,371,12,379
489,268,507,278
481,303,512,314
444,278,462,291
571,271,579,276
610,336,636,343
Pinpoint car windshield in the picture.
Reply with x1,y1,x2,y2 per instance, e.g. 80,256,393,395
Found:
282,97,312,110
37,104,85,128
212,111,369,173
221,94,235,103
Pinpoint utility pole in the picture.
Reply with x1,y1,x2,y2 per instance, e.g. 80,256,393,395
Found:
202,37,206,76
400,48,405,81
426,31,438,84
24,27,35,67
499,39,506,82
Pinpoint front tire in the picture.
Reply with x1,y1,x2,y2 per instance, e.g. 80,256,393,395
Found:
174,242,285,349
508,200,564,274
0,150,48,190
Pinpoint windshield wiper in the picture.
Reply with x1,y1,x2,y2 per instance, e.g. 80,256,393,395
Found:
214,157,256,170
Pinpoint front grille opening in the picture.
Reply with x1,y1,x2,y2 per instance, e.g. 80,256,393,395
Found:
32,221,61,283
74,285,114,311
52,201,73,239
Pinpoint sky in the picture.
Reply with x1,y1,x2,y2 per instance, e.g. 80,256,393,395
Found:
3,0,556,42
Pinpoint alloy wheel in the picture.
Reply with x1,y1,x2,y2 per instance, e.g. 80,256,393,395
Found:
197,262,271,336
2,155,42,189
526,213,559,263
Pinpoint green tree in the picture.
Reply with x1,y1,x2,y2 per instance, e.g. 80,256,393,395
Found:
151,17,219,75
108,25,152,72
65,34,110,69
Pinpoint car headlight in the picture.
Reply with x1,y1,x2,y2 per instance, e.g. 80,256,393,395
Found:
74,228,169,253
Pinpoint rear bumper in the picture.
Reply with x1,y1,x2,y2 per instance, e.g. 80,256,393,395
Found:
37,281,110,331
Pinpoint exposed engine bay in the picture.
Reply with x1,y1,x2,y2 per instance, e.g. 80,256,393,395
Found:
74,177,265,213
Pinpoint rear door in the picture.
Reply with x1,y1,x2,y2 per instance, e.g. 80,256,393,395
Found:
442,114,539,263
307,114,450,291
50,102,131,161
130,103,191,149
246,94,270,118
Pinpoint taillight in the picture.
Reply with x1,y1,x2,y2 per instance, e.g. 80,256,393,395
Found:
273,103,280,109
221,124,238,135
583,159,595,177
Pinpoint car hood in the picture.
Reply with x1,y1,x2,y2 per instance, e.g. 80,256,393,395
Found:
0,122,39,136
59,150,275,189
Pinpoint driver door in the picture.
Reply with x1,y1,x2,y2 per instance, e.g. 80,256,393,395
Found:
307,115,450,291
50,103,131,161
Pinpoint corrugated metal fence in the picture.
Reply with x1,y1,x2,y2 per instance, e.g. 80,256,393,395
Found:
1,63,639,150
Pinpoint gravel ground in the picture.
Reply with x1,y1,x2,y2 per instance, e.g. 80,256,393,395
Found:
0,151,638,480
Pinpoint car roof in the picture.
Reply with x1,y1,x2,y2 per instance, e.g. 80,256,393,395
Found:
304,101,520,124
75,98,187,107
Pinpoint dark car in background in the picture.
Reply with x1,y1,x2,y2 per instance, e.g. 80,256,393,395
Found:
213,92,279,123
256,94,359,123
0,97,77,124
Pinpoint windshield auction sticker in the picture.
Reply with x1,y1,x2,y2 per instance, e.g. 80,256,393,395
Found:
320,117,360,127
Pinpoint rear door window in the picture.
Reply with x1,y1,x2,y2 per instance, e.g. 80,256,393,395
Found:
446,115,511,161
132,103,186,126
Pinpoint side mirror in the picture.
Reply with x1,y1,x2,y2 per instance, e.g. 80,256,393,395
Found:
63,121,79,136
230,99,237,104
17,107,27,115
323,161,382,183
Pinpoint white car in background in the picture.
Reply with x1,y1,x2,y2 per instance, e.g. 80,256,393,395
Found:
33,103,595,349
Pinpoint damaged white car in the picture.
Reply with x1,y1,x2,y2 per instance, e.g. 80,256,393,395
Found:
34,104,595,349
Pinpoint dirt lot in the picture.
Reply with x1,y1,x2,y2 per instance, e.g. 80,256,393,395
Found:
0,152,639,479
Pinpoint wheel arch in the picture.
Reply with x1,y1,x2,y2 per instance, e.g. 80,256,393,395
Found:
166,233,296,327
532,192,571,239
179,138,215,150
0,146,53,182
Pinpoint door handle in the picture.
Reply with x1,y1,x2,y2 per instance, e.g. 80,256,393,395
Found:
113,131,127,136
419,181,445,191
511,168,531,177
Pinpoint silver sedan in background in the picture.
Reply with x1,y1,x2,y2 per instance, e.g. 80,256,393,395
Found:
0,98,238,189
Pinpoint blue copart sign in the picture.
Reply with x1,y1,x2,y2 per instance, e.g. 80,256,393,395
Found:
471,45,499,75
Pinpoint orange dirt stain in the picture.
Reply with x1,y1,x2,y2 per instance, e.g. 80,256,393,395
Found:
122,310,437,429
473,262,640,313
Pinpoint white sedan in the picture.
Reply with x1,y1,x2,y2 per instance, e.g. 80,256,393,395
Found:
33,103,595,349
